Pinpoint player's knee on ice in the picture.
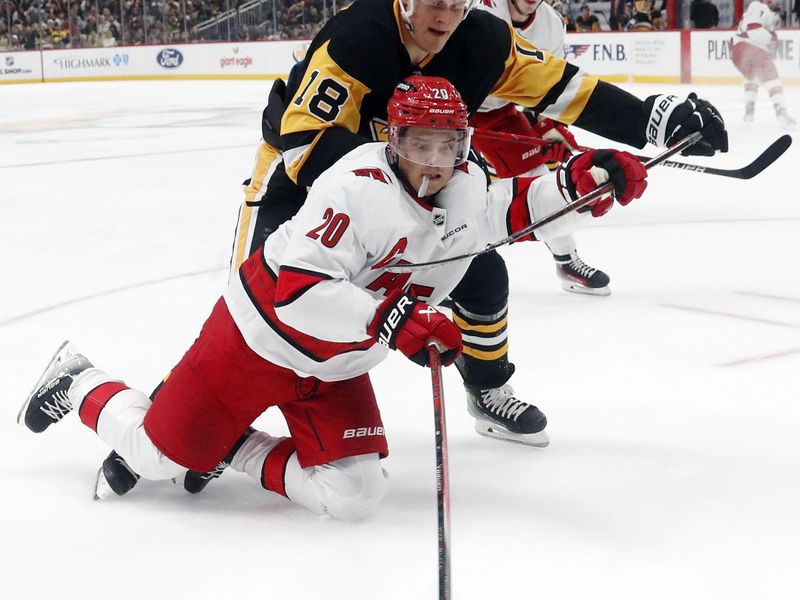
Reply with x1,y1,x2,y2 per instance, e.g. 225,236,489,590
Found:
287,453,389,521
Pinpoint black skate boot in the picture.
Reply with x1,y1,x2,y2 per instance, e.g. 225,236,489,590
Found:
465,383,549,447
183,427,257,494
18,341,93,433
553,252,611,296
93,451,141,500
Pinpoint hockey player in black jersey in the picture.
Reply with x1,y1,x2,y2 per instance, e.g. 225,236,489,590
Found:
96,0,728,497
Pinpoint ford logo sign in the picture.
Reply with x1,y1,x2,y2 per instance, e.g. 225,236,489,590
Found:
157,48,183,69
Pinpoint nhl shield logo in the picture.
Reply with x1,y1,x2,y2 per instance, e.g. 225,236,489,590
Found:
433,214,445,226
5,56,14,66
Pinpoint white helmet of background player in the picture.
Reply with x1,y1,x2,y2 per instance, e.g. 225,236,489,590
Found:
508,0,546,17
399,0,480,31
387,76,472,196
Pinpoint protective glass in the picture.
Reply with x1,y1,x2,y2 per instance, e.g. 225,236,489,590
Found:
391,126,472,168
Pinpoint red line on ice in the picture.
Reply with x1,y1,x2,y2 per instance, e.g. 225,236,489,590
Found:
734,291,800,304
659,303,800,329
0,267,224,328
717,348,800,367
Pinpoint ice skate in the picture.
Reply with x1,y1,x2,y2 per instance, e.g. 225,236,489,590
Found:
182,427,256,494
182,463,228,494
744,102,755,125
93,451,140,500
466,383,549,447
554,252,611,296
776,107,797,131
18,341,93,433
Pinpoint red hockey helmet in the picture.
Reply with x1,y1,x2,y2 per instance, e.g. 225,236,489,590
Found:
387,76,472,167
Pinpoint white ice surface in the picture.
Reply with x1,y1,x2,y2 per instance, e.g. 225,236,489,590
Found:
1,81,798,600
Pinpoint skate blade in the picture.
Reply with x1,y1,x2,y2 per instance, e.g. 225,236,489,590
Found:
93,466,114,501
474,421,550,448
17,340,71,427
560,281,611,297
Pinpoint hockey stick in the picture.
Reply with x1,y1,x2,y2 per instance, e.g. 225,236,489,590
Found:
473,129,793,180
634,134,792,180
471,128,554,148
427,343,452,600
387,131,703,273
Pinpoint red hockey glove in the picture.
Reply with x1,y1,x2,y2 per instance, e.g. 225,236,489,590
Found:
558,149,648,217
529,117,578,167
368,290,462,368
532,117,579,151
540,142,572,165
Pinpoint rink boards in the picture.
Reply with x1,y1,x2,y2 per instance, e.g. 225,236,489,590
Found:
1,30,799,85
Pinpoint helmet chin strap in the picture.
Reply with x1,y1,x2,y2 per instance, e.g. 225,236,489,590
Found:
400,0,415,31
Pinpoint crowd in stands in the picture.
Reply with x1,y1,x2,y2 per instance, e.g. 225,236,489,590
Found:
0,0,331,50
555,0,667,31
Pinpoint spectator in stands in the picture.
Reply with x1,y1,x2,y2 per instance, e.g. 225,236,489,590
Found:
691,0,719,28
101,28,116,46
608,0,624,29
613,1,636,29
547,0,575,30
22,24,38,49
576,4,601,30
627,0,654,29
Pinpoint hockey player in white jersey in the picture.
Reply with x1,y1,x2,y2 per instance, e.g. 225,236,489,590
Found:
732,0,797,130
473,0,612,295
19,76,648,517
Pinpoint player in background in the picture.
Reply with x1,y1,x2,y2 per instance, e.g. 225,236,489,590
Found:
19,77,649,519
732,0,797,130
473,0,612,296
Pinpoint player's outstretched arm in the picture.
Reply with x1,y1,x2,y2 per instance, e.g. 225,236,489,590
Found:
570,82,728,156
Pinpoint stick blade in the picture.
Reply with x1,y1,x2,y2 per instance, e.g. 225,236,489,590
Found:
740,134,792,179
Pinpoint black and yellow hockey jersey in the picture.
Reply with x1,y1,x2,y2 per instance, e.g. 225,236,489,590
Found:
279,0,647,188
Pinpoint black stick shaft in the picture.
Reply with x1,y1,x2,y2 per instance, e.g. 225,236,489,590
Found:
474,129,792,181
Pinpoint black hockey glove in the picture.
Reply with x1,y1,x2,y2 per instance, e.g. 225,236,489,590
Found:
643,93,728,157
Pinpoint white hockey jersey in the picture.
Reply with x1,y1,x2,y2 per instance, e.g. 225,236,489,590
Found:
733,1,780,50
223,143,587,382
476,0,567,113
